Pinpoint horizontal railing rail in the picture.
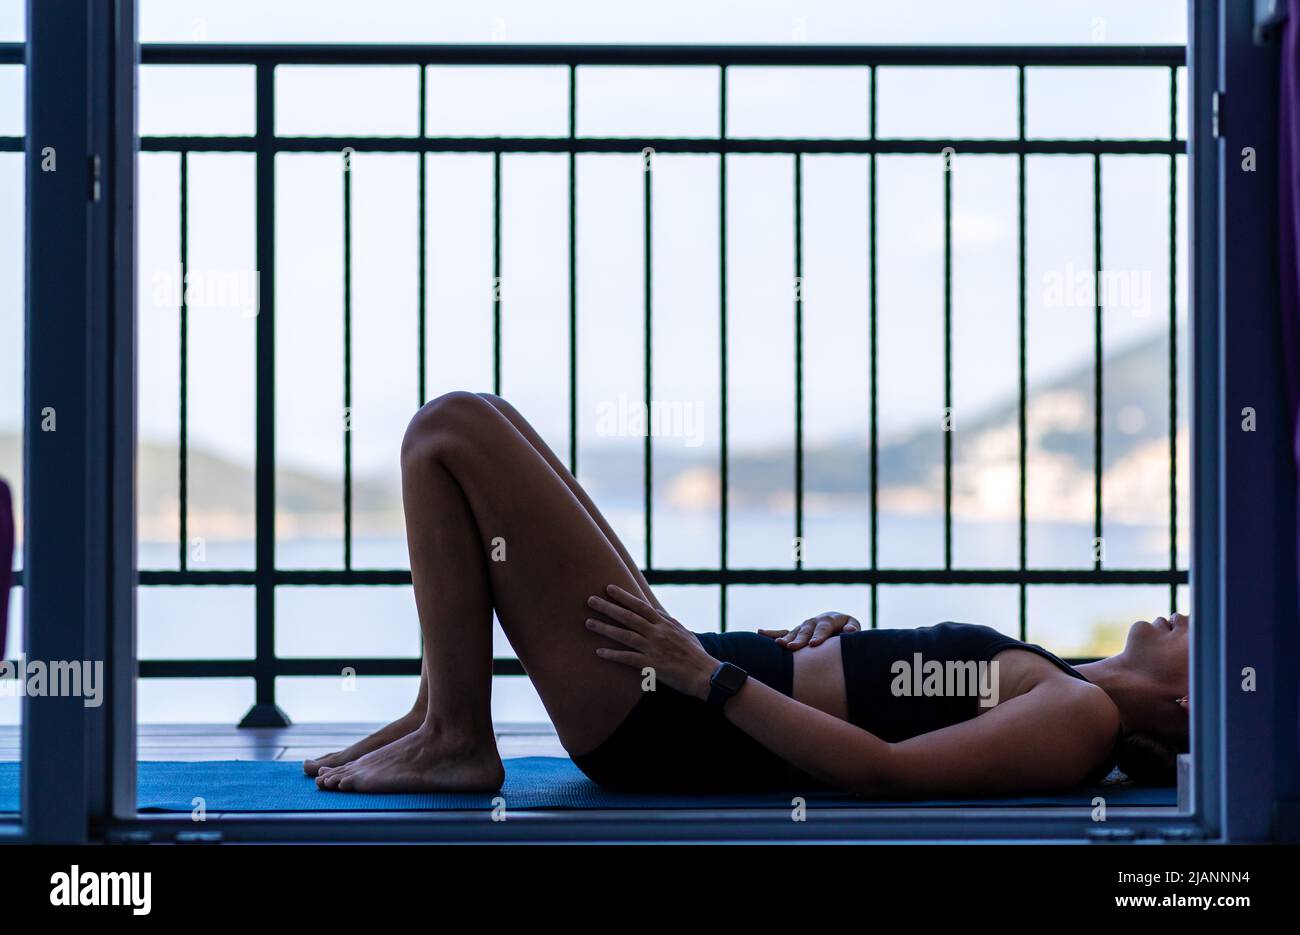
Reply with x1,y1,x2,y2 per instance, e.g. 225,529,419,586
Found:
136,42,1186,66
139,138,1185,155
1,43,1189,725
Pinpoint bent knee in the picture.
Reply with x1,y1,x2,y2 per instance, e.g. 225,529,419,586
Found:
477,392,525,427
401,390,493,465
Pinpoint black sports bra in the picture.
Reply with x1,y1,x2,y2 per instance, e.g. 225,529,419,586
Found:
838,622,1116,779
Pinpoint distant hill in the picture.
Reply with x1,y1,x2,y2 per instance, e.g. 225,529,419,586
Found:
0,434,403,540
0,332,1186,538
580,331,1188,524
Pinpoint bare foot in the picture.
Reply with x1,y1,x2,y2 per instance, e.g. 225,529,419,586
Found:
315,724,504,793
303,708,424,777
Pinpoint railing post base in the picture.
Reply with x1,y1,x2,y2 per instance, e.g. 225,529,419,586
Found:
238,703,292,729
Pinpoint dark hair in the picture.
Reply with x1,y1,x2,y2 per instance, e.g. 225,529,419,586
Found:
1114,730,1184,785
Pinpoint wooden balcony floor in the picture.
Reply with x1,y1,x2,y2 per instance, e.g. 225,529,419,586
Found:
0,722,565,763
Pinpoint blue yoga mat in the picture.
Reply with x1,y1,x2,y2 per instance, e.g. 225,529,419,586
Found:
0,758,1174,812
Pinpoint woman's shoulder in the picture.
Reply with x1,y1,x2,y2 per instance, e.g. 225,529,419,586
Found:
1020,660,1122,748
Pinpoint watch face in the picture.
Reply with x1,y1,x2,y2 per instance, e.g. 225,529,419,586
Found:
715,662,748,694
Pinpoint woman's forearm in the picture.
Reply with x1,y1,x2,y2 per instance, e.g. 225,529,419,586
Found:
719,676,895,795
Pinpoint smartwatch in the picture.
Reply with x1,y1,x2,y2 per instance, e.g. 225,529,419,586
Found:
707,661,748,710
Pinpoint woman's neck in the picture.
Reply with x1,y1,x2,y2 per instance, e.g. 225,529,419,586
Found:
1074,655,1140,728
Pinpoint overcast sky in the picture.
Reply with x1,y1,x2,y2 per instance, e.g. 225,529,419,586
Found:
0,1,1188,480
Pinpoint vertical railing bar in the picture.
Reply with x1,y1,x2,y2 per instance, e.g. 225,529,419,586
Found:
869,62,879,629
342,148,353,571
719,64,729,632
418,66,427,407
493,150,502,395
1092,152,1103,572
246,60,285,725
643,145,653,569
1018,62,1027,140
178,151,189,572
794,152,804,571
415,68,428,670
942,142,953,571
1168,64,1179,613
1017,64,1028,642
568,63,578,475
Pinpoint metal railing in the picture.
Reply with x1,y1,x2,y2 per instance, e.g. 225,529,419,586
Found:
3,43,1188,727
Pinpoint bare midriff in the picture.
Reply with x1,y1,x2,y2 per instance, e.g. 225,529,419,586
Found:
791,635,850,721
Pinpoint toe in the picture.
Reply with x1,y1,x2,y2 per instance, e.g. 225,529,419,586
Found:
306,749,352,777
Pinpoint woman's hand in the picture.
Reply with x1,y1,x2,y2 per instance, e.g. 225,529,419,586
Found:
758,611,860,651
586,585,719,701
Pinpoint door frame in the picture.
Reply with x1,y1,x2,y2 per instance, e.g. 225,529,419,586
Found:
14,0,1298,844
16,0,137,844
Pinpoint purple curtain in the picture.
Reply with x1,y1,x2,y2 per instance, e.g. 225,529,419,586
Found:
0,479,11,656
1282,2,1300,597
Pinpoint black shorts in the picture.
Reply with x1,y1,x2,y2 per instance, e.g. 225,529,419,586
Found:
570,631,823,792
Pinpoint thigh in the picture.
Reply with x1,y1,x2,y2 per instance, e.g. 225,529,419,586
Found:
476,393,662,612
408,393,645,754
